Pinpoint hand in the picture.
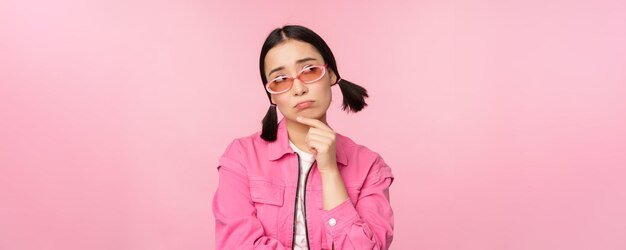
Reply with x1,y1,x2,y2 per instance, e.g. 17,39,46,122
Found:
295,116,338,173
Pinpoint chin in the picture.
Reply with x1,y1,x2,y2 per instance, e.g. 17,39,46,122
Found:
292,110,325,120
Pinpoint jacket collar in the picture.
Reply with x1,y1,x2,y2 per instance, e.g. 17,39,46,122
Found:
268,117,348,166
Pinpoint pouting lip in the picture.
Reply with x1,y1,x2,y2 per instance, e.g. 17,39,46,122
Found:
293,100,315,108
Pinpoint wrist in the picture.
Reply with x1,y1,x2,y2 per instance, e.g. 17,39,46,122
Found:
317,164,340,175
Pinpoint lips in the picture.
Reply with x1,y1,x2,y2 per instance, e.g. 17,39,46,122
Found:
294,100,314,109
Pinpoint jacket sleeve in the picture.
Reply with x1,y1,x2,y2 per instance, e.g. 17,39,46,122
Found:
212,139,288,249
320,155,395,249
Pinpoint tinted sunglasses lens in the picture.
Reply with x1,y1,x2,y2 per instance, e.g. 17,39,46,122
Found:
268,79,292,93
300,66,325,82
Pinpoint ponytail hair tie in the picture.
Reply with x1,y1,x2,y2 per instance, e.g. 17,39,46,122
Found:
333,78,342,86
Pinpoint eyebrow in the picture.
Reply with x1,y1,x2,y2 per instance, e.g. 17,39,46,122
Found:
267,57,318,78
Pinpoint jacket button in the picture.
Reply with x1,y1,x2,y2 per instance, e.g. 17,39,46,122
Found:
328,218,337,226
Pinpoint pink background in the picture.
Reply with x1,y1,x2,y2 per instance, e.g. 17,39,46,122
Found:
1,0,625,249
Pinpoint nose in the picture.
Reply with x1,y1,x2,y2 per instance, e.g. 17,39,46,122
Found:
291,78,308,96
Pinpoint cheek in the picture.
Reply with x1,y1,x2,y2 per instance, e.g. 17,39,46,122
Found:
272,94,287,105
321,84,333,100
272,95,290,113
311,85,333,108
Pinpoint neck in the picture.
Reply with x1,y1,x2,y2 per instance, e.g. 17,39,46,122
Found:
285,114,328,154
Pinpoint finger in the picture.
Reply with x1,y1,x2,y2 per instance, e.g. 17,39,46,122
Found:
303,138,319,155
310,148,318,156
305,133,333,146
305,135,333,148
308,127,335,139
296,116,332,131
305,140,330,155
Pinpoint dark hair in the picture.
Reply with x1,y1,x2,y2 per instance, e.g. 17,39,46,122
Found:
259,25,369,141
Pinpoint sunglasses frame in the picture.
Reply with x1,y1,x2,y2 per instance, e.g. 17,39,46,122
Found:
265,64,328,94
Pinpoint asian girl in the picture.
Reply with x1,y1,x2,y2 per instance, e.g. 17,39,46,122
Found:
213,25,394,250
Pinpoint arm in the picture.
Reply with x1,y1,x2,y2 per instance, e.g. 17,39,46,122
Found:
212,139,288,249
320,156,395,249
294,116,395,249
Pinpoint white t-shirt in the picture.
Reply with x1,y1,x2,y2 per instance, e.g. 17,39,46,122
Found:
289,140,315,250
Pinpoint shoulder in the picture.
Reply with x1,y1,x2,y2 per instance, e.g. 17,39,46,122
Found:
217,130,268,173
336,132,386,164
335,132,395,186
221,130,268,156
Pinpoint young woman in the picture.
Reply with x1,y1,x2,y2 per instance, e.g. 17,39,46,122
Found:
212,25,395,250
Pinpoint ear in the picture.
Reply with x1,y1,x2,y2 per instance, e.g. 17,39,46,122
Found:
329,69,338,86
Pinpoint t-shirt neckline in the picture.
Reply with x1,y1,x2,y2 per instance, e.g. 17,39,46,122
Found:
288,140,315,162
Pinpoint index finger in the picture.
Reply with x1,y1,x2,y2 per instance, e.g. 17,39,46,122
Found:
296,116,332,131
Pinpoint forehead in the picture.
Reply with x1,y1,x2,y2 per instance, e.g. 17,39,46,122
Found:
264,39,323,73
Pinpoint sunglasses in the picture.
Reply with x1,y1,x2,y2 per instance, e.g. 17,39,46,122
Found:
265,64,328,94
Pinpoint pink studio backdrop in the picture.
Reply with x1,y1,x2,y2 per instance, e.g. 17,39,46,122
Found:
1,0,625,249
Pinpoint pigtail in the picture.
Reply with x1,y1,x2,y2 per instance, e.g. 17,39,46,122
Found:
337,78,369,113
260,104,278,141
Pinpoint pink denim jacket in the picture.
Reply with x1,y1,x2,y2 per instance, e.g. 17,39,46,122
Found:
213,118,394,249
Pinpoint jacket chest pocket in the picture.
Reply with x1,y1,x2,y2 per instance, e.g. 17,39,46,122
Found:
249,178,285,236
